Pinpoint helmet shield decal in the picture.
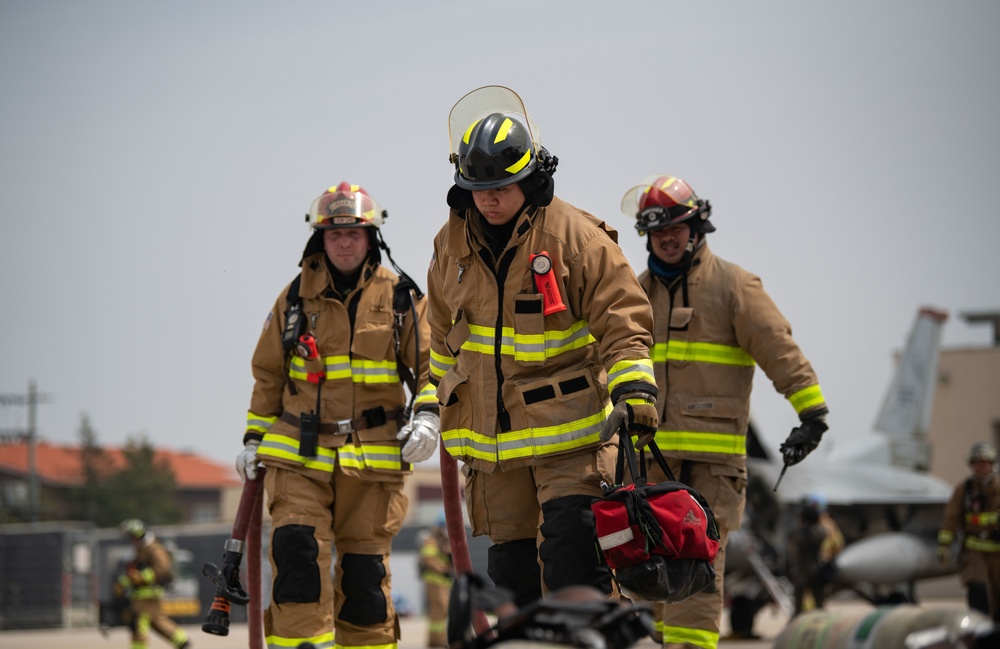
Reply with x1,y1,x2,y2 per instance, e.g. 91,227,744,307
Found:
306,182,384,229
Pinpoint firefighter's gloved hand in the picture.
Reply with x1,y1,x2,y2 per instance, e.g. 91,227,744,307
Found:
780,416,828,466
936,544,950,567
236,440,261,481
599,393,658,444
127,567,144,586
397,410,440,463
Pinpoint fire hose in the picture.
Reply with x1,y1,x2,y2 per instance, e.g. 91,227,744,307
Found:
439,442,492,640
201,468,265,649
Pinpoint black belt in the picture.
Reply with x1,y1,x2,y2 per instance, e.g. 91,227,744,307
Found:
280,407,403,435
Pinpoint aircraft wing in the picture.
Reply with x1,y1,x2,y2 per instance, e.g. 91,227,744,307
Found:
748,457,952,506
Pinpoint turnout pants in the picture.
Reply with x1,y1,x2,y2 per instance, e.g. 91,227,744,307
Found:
263,460,408,649
127,598,188,649
462,444,618,605
640,458,746,649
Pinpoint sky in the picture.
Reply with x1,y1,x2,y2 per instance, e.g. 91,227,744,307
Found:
1,0,998,472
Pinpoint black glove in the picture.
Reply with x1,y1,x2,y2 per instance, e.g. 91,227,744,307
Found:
599,393,658,444
780,416,827,466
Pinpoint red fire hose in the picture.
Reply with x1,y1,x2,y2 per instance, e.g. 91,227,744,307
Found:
439,442,492,638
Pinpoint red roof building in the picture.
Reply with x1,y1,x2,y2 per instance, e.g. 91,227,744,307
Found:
0,440,241,523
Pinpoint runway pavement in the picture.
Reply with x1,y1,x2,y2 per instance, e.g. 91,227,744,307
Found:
0,594,967,649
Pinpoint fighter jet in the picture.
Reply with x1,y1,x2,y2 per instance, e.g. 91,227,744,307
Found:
726,306,954,634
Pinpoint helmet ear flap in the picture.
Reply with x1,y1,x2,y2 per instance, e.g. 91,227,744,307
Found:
447,184,475,211
520,170,554,207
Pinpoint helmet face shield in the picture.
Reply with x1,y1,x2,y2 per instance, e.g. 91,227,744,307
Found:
448,86,542,190
621,175,711,235
307,182,383,229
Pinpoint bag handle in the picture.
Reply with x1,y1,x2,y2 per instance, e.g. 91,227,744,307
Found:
614,421,679,485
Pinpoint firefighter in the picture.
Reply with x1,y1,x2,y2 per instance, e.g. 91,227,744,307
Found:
419,512,453,648
236,182,438,649
787,493,844,615
938,441,1000,620
619,175,829,649
116,519,190,649
427,85,659,606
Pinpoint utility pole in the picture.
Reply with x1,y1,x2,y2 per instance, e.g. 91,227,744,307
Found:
0,380,52,521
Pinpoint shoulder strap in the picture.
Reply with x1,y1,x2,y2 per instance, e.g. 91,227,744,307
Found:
392,278,419,413
280,273,304,354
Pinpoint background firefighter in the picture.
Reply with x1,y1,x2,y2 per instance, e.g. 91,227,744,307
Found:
427,85,659,607
418,512,453,648
938,441,1000,621
619,175,829,649
236,182,438,649
116,519,190,649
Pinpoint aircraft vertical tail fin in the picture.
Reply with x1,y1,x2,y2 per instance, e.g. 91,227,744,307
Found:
873,306,948,471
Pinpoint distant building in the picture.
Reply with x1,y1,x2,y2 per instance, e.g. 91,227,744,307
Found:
0,439,449,526
0,441,242,523
928,310,1000,484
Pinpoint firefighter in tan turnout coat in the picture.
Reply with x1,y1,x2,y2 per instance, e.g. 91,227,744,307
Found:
117,519,190,649
427,86,659,606
236,182,438,649
620,175,829,649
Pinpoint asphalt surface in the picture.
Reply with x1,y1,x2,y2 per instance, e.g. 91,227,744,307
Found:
0,594,968,649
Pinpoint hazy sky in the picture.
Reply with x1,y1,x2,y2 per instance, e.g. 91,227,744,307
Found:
2,1,998,471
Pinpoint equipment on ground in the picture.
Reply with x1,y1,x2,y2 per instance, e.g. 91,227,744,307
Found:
774,604,996,649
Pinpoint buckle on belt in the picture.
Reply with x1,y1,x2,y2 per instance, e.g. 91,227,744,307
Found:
335,419,354,434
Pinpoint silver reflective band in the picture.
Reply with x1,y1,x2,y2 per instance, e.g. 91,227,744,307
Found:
224,539,247,554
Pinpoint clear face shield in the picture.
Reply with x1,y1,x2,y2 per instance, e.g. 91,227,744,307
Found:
447,85,542,168
620,175,700,236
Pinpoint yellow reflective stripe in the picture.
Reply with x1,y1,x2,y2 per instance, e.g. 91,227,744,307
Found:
505,148,531,175
430,348,455,379
258,433,337,473
495,117,513,143
464,324,496,354
663,625,718,649
259,434,405,472
462,119,481,145
938,530,954,545
288,355,400,384
349,358,400,384
789,384,825,413
132,585,163,599
460,322,596,361
247,412,277,434
510,321,595,362
965,537,1000,553
339,444,405,471
422,573,453,587
139,566,156,584
497,405,610,461
966,511,1000,526
652,430,747,455
607,358,655,393
442,428,497,462
267,631,335,649
415,382,438,407
651,340,755,366
444,403,613,462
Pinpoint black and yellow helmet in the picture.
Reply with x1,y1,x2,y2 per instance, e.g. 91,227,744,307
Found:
454,112,536,190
